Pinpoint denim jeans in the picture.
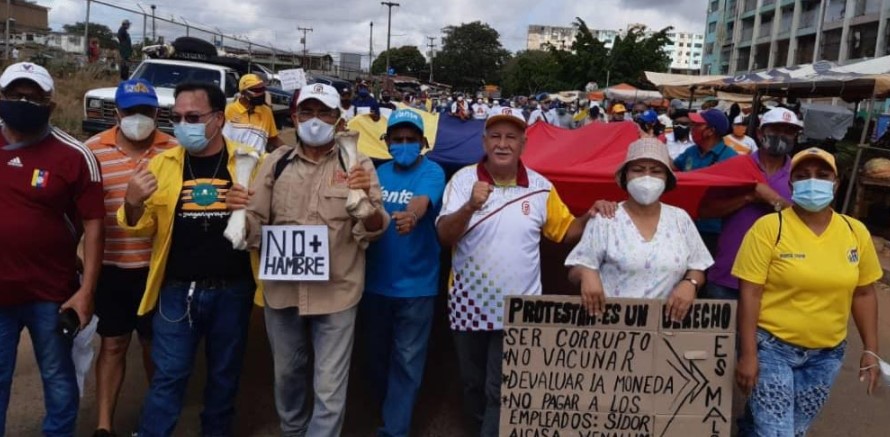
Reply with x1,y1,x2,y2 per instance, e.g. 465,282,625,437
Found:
361,294,435,437
0,301,79,437
739,329,846,437
138,279,254,437
453,330,503,437
264,304,357,437
702,282,740,300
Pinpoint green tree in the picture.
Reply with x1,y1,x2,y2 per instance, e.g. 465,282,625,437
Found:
371,45,428,76
433,21,510,91
62,22,119,50
501,50,567,96
606,24,672,87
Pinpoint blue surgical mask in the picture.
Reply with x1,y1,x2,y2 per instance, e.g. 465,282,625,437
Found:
390,142,421,167
174,122,210,153
792,178,835,212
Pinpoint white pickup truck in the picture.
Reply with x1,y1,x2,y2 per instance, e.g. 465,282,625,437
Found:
82,58,292,135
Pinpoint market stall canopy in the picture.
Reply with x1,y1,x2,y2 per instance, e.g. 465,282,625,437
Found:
644,71,730,99
699,59,890,100
602,83,663,102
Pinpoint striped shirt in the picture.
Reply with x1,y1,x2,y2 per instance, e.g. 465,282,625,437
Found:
85,127,177,268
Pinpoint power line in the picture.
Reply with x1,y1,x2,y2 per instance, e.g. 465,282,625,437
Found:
297,26,313,69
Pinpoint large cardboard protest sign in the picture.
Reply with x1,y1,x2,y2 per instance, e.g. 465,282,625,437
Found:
259,225,329,281
278,68,307,92
500,296,736,437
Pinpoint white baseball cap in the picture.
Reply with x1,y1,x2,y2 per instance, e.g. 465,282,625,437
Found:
0,62,53,93
760,107,803,128
295,83,339,110
485,107,526,130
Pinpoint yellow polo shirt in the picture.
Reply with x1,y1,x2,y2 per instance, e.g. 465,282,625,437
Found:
732,209,882,349
223,100,279,153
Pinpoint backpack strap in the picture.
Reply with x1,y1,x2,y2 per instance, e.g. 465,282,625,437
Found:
774,210,783,247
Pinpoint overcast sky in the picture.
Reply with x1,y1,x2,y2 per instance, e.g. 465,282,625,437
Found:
46,0,707,62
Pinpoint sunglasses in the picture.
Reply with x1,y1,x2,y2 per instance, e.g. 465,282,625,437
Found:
170,111,217,124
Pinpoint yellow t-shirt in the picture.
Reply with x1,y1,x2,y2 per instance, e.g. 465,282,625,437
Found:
732,209,883,349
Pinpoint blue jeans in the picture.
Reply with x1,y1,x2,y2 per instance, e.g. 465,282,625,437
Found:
361,294,435,437
703,282,739,300
264,304,357,437
453,330,503,437
138,280,254,437
739,329,846,437
0,301,78,437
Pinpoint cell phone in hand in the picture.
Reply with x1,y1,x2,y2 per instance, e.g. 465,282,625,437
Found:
57,308,81,339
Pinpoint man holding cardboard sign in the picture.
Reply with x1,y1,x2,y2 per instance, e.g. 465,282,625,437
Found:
244,83,388,437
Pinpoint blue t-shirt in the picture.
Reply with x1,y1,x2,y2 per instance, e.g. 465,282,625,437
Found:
673,140,737,235
365,157,446,298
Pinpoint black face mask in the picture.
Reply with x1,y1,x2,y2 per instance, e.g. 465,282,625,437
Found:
0,100,51,134
382,96,391,102
249,95,266,106
761,134,794,156
673,124,690,141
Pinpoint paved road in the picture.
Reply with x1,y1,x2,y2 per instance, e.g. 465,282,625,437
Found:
6,287,890,436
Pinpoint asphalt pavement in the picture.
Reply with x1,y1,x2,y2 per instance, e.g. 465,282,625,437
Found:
5,286,890,436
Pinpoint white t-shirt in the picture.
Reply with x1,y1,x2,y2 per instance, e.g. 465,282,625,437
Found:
528,109,547,126
565,203,713,299
724,134,758,154
340,105,357,122
472,103,489,120
664,132,695,160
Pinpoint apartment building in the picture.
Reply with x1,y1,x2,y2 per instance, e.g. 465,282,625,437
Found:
666,31,706,72
703,0,890,75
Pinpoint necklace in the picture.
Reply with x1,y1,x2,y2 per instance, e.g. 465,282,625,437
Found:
185,149,225,232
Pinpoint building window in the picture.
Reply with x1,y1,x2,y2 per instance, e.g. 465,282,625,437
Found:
694,43,703,48
708,22,717,33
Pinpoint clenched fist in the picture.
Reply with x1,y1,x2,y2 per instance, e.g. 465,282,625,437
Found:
125,160,158,207
467,181,493,211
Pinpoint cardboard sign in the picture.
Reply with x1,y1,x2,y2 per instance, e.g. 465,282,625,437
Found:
259,225,329,281
356,106,372,115
278,68,307,92
500,296,736,437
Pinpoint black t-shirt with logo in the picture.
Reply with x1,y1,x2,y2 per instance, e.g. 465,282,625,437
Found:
165,147,252,282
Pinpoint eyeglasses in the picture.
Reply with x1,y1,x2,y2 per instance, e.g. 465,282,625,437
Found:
170,111,217,124
296,109,339,122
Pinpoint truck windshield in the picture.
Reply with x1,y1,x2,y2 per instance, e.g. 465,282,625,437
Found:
132,63,222,89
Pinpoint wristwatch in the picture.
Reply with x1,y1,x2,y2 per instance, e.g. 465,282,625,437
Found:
683,277,700,291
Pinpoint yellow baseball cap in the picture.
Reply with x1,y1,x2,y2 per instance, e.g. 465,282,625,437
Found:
238,74,264,92
791,147,837,175
611,103,627,114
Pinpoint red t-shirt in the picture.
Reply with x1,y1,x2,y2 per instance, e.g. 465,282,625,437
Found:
0,127,104,306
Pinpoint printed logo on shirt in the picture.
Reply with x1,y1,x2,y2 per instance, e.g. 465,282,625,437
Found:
6,156,22,167
848,248,859,263
181,178,228,211
521,200,530,216
381,187,413,205
31,169,49,188
332,169,348,185
778,252,806,260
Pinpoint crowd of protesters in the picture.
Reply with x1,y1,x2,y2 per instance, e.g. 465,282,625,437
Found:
0,60,883,437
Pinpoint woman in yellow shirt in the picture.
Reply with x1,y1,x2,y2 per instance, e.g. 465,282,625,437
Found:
732,147,882,436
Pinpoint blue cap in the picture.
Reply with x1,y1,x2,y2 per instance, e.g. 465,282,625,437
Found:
115,79,158,109
386,108,424,133
640,109,659,124
690,109,730,136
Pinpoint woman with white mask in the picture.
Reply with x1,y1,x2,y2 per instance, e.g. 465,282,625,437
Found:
733,147,882,436
565,137,713,322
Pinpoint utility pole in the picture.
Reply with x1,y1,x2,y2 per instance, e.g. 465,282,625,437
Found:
381,1,399,75
426,35,436,82
150,4,156,41
297,27,313,70
81,0,89,58
369,21,374,72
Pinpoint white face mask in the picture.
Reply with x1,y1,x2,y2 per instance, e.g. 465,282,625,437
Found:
862,351,890,387
119,113,156,141
626,175,666,205
298,117,336,147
